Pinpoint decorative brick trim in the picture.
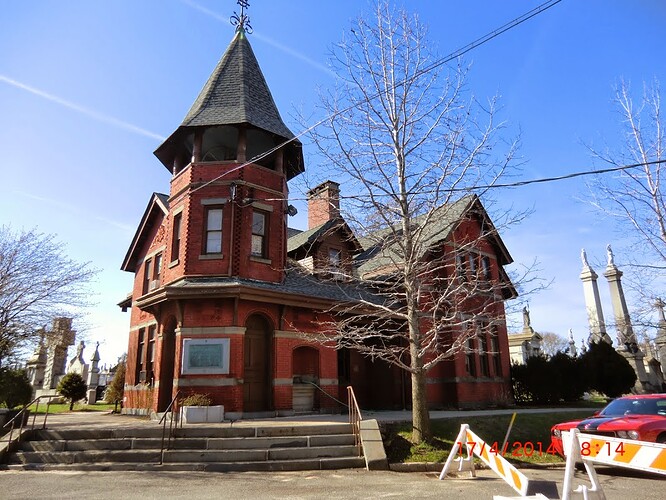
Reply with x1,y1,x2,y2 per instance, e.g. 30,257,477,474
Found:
177,327,246,336
174,377,240,387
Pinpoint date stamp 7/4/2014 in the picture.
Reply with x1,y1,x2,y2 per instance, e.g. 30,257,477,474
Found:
456,441,563,457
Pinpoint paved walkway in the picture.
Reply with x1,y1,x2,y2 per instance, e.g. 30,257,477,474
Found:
32,406,597,431
10,408,666,500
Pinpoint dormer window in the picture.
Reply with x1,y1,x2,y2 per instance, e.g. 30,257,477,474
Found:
481,255,491,280
204,206,223,254
251,210,268,258
329,248,341,270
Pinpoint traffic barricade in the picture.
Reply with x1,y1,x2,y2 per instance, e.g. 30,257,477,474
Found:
439,424,532,497
561,429,666,500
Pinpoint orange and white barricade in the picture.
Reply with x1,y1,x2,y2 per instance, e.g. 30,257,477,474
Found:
439,424,533,497
562,429,666,500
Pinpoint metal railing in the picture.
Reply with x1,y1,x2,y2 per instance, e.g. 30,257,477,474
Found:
158,390,180,465
346,386,363,457
1,394,61,452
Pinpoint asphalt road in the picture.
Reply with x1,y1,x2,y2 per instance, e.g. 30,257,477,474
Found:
2,467,664,499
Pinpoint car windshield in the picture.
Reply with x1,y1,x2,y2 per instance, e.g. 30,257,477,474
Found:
600,397,666,416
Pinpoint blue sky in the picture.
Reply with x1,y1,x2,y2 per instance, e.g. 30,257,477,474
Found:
2,0,665,367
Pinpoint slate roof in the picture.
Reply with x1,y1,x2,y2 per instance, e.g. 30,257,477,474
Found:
181,30,296,138
121,193,169,273
355,195,512,277
154,29,304,179
165,264,384,307
287,219,338,254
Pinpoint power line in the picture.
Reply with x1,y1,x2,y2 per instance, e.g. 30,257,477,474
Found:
450,158,666,191
248,159,666,204
186,0,564,198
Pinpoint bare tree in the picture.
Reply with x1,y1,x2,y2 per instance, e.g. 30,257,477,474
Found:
587,80,666,334
303,2,524,443
0,226,97,366
539,331,568,357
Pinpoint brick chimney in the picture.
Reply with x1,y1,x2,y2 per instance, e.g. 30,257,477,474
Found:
307,181,340,229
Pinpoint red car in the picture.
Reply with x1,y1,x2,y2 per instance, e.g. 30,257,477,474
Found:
551,394,666,456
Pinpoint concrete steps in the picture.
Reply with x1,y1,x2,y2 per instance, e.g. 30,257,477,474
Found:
2,423,365,472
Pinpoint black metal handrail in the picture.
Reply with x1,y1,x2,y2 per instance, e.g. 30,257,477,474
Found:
346,386,363,457
1,394,60,452
158,390,180,464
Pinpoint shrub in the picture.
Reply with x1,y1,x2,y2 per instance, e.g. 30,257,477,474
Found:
104,362,126,404
180,393,212,406
511,356,562,404
511,352,588,404
550,352,588,402
57,372,88,410
582,341,637,398
0,368,33,408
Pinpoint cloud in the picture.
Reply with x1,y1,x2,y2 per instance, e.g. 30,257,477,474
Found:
13,190,133,232
0,75,166,141
180,0,336,78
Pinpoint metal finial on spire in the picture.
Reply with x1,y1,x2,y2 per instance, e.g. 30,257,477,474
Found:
231,0,253,34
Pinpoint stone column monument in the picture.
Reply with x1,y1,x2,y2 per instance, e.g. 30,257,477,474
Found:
87,342,101,403
40,318,76,393
603,244,648,391
579,248,612,344
25,329,47,394
653,299,666,387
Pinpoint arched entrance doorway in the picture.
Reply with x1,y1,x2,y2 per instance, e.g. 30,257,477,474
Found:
243,314,272,412
157,317,177,411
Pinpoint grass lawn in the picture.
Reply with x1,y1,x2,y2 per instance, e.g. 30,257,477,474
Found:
28,402,116,414
383,409,598,466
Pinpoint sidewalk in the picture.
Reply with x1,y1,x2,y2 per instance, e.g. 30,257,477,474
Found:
37,406,597,431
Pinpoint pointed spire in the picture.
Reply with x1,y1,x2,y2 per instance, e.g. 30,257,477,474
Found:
154,14,304,180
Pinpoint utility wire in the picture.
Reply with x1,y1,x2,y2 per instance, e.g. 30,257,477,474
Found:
235,159,666,204
185,0,564,198
449,158,666,192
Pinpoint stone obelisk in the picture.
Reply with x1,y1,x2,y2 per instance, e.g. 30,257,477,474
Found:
580,249,611,345
654,299,666,385
603,244,648,391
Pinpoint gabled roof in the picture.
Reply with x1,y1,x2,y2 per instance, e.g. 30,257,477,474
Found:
355,195,513,277
287,218,362,255
154,29,304,178
121,193,169,273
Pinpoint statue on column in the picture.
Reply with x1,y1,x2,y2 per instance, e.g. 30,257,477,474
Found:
606,244,615,267
568,328,578,357
522,306,531,328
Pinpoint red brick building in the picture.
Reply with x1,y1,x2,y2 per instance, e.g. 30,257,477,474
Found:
120,25,516,417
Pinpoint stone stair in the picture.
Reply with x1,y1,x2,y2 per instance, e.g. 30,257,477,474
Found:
2,423,366,472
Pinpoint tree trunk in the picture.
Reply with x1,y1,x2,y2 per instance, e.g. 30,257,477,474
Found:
410,370,431,443
69,400,74,411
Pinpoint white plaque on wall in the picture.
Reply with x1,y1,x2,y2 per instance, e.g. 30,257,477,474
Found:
181,338,230,374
